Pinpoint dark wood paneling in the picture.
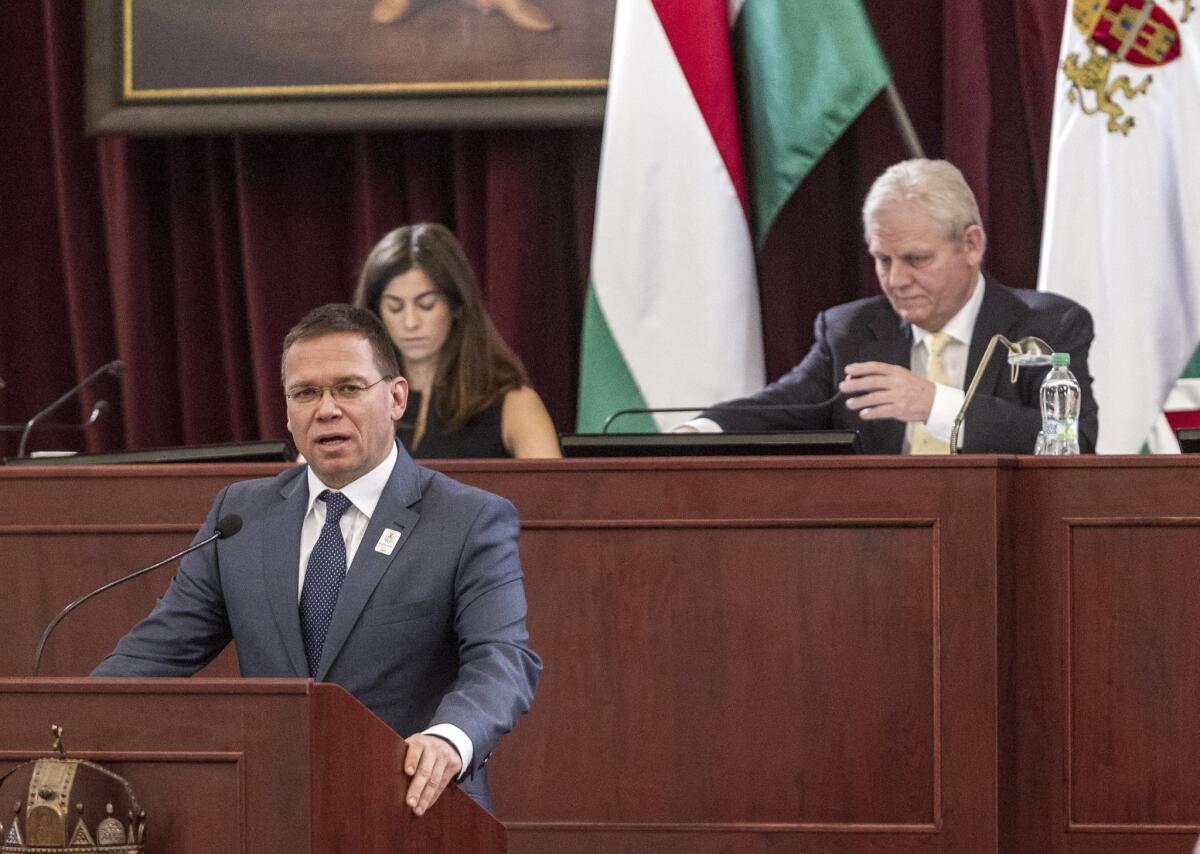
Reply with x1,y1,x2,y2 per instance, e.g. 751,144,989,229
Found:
0,459,1001,852
0,465,270,679
11,457,1200,852
452,459,1001,852
507,523,938,826
1008,458,1200,854
1069,522,1200,829
0,750,247,852
0,680,313,853
0,678,505,853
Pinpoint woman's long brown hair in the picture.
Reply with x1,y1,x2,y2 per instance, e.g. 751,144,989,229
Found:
353,223,527,430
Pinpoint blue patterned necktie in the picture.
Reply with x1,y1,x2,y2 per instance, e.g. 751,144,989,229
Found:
300,490,353,677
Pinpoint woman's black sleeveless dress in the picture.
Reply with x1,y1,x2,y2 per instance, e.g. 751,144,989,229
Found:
396,390,509,459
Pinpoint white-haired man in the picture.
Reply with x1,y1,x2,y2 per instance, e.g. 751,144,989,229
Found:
684,158,1098,454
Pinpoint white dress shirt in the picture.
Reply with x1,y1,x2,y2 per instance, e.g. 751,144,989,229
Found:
299,442,473,772
903,272,985,452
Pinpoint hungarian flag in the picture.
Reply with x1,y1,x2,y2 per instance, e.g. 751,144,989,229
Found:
1037,0,1200,453
1148,350,1200,451
577,0,889,432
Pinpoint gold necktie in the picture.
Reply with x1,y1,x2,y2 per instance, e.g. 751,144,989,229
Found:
910,331,953,455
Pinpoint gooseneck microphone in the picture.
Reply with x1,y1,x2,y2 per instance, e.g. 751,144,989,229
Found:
17,360,125,457
80,400,110,427
601,392,845,433
31,514,243,676
0,400,110,434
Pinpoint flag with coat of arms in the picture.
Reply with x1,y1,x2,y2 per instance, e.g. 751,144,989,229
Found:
1038,0,1200,452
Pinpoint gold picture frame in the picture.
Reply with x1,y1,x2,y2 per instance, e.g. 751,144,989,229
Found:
85,0,613,134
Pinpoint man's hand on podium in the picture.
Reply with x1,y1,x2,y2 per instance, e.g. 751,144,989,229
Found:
404,732,464,816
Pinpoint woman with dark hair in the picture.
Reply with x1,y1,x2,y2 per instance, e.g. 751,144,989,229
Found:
353,223,561,459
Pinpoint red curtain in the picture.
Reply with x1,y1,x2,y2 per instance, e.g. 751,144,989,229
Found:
0,0,1066,457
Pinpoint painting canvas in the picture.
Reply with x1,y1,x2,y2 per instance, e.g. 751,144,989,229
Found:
86,0,616,133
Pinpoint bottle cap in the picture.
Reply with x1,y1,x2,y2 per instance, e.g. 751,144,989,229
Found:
1051,352,1070,367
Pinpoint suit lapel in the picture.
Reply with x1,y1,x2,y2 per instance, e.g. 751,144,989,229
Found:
263,474,310,678
314,448,424,682
966,278,1026,396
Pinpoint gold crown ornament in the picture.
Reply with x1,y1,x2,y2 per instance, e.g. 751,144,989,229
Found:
0,726,145,852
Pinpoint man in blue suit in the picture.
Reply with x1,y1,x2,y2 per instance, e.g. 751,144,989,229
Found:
93,304,541,815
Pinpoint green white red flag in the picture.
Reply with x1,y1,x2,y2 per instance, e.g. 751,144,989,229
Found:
577,0,889,433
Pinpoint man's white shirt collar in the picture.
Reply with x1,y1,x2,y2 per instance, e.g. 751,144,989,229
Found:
304,441,397,518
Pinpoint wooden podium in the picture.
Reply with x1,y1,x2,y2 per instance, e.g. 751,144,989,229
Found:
0,678,506,854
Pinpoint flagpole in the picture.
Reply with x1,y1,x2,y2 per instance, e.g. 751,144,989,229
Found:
883,81,925,158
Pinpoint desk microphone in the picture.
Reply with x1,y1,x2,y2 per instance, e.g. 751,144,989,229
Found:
80,400,110,427
0,400,110,434
31,514,243,676
601,392,844,433
17,360,125,457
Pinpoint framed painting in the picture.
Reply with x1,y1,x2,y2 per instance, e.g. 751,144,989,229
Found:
85,0,615,134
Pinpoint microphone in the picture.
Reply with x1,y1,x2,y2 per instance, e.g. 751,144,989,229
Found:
601,392,844,433
31,514,243,676
0,400,110,434
82,400,110,427
17,360,125,457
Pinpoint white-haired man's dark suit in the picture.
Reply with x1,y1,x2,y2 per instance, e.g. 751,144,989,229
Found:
701,278,1098,454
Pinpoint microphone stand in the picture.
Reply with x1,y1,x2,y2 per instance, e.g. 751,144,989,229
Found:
0,401,109,433
949,334,1053,454
31,514,242,676
17,361,124,457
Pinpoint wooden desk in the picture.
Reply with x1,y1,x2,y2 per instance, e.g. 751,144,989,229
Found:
1005,457,1200,854
2,456,1198,853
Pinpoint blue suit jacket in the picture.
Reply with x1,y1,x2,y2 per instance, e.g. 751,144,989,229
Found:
701,278,1099,454
93,442,541,809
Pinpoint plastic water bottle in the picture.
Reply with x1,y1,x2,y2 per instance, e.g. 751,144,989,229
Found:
1037,352,1081,455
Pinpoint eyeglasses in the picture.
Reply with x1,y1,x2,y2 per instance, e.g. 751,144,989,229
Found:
285,376,393,405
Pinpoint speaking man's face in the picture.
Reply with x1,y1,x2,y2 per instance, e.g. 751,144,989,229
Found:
868,202,985,332
283,332,407,489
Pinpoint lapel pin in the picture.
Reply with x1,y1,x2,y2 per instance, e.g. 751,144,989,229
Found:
375,528,402,555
